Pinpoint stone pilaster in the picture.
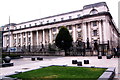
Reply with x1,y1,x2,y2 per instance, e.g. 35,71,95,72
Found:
10,32,13,47
98,20,103,43
21,33,23,47
82,22,87,42
26,32,28,46
31,31,33,46
88,22,92,42
42,30,45,44
73,25,76,42
36,30,39,46
49,29,52,43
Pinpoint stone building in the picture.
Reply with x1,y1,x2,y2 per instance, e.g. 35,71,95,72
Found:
0,27,3,54
2,2,119,52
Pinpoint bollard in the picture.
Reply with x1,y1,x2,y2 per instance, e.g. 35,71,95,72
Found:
72,60,77,64
37,57,43,60
77,61,82,66
84,60,89,64
98,55,102,59
31,58,35,61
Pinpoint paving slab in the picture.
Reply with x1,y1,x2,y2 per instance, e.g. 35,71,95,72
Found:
0,56,119,79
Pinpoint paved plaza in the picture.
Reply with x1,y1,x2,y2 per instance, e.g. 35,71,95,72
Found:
0,56,120,79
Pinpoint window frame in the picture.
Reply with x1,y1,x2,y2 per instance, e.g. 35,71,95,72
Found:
93,30,97,36
93,21,97,26
52,27,56,32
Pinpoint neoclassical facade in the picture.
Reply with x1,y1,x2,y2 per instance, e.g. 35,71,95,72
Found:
2,2,119,51
0,27,2,53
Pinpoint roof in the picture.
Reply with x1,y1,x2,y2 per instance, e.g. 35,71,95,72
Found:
83,2,108,10
3,12,113,33
17,9,83,25
4,23,16,27
7,2,108,26
17,2,108,25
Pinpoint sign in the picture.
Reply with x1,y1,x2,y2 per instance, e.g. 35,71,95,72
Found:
10,48,16,52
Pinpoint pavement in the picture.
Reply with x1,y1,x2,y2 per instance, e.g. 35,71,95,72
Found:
0,56,120,80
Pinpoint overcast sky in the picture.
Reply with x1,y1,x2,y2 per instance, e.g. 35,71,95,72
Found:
0,0,119,28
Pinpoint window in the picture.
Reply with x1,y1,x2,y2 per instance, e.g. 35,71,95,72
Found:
90,9,98,15
58,26,62,30
28,32,30,35
29,24,31,27
14,39,16,43
7,39,9,44
19,26,21,29
24,38,26,42
18,38,21,43
47,20,49,23
77,24,81,29
93,30,97,36
78,31,82,37
24,25,26,28
68,25,72,30
53,34,57,40
40,22,43,25
93,21,97,26
28,37,31,42
70,32,72,36
69,16,72,19
23,45,25,48
23,32,25,36
61,18,64,21
94,40,97,43
14,34,16,37
54,19,56,22
6,27,9,31
52,27,56,32
35,23,37,26
18,33,20,37
77,14,80,18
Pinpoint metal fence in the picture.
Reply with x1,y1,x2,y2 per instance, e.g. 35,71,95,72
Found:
2,41,115,56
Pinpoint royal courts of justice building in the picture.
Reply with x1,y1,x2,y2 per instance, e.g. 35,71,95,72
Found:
2,2,120,54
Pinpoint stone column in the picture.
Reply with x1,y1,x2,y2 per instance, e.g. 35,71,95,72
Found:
103,19,109,42
21,33,23,47
31,31,33,46
49,29,52,43
88,22,91,42
26,32,28,46
5,36,7,47
16,34,18,47
4,36,6,47
82,22,87,42
43,30,45,44
86,23,88,38
10,32,13,47
36,30,39,46
98,20,102,43
73,25,76,42
3,35,5,47
56,27,59,33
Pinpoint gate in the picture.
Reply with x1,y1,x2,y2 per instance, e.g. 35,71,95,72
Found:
69,41,85,56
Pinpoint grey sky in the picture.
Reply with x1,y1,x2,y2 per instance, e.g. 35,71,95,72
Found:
0,0,119,27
